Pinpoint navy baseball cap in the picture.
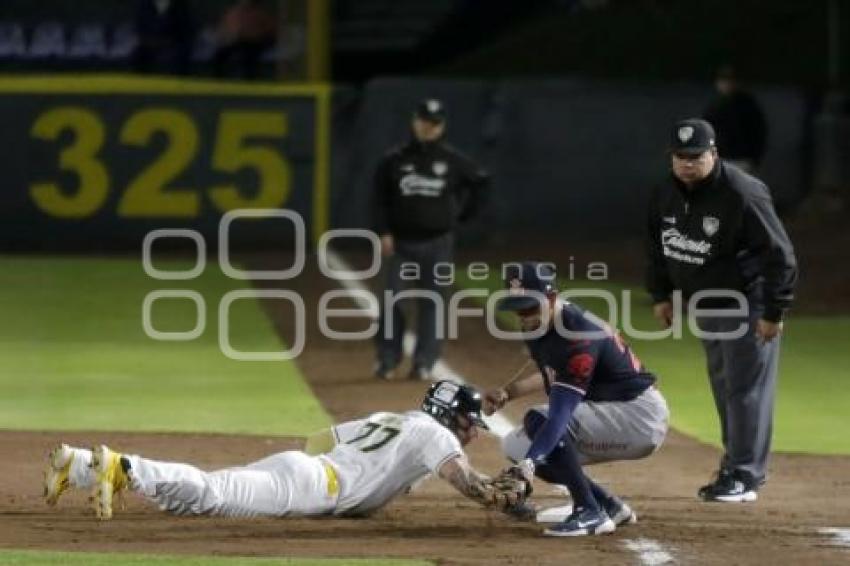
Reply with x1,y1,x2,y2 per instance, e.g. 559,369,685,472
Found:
670,118,716,156
497,262,557,312
414,98,446,123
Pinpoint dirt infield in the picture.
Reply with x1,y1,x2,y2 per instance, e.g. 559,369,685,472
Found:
1,255,849,565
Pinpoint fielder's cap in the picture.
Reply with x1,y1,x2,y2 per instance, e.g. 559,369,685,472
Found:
670,118,716,156
497,262,557,312
414,98,446,123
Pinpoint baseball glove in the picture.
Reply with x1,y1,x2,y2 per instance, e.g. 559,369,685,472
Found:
483,466,533,512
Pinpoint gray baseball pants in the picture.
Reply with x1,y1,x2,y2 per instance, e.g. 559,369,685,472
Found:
697,312,781,484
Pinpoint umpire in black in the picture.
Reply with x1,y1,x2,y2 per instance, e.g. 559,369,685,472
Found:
647,118,797,502
373,99,489,381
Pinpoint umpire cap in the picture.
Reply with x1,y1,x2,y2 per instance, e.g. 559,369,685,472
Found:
670,118,716,156
497,262,557,312
414,98,446,123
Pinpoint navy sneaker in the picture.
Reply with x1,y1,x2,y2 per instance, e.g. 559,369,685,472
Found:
698,469,758,503
543,505,616,537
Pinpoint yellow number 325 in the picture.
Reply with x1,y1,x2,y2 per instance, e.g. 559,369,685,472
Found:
29,106,291,218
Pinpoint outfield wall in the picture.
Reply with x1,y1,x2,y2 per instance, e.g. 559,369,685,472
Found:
0,75,808,250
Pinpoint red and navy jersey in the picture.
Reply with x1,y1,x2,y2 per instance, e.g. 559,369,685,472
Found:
526,303,656,402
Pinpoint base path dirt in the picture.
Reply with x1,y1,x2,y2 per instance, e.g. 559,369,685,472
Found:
1,254,848,565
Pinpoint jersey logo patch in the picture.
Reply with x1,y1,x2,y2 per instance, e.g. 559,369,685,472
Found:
432,161,448,176
568,353,594,384
702,215,720,236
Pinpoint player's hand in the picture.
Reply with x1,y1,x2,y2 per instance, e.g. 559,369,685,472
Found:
380,234,394,257
483,388,509,416
755,319,783,342
652,301,674,329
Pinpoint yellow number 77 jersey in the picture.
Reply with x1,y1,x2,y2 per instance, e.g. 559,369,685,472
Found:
323,410,462,516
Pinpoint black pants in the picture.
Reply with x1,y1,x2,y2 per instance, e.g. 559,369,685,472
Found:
375,233,453,371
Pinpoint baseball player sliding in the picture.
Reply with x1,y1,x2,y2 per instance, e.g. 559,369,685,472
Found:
44,381,530,521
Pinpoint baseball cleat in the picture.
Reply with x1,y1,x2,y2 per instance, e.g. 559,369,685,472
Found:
43,444,74,506
374,361,396,380
606,497,637,526
702,480,758,502
698,469,758,503
408,366,432,381
543,506,616,537
90,445,129,520
537,498,636,526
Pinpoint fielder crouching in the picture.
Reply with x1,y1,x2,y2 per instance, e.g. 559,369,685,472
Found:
485,262,669,537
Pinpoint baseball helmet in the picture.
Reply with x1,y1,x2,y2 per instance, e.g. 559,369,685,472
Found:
422,380,489,432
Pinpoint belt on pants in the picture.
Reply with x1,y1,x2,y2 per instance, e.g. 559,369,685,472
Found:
322,461,339,497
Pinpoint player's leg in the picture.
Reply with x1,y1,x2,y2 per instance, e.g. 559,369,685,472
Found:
412,233,452,377
375,251,407,377
568,388,669,465
517,408,616,536
698,315,732,469
126,449,335,518
522,391,667,527
716,312,779,497
243,451,339,516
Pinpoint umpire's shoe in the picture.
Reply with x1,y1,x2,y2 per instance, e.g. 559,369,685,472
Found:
698,469,758,503
543,505,616,537
374,361,396,380
408,365,433,381
90,445,131,520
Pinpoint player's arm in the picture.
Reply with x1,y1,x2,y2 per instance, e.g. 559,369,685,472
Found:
438,454,496,507
524,384,582,466
483,368,544,415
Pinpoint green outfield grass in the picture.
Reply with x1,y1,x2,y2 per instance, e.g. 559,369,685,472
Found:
457,271,850,455
0,256,330,435
0,550,430,566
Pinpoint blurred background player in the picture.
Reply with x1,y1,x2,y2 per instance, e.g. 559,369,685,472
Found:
44,381,527,520
483,262,669,537
647,118,797,502
213,0,277,79
373,99,490,381
702,65,768,175
133,0,196,75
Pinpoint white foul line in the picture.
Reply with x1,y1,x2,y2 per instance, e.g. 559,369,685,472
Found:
623,538,676,565
819,527,850,548
323,249,514,438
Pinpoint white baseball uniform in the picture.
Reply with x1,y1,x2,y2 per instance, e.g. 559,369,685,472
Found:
64,410,462,518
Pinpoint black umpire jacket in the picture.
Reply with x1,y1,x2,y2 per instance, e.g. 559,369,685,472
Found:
373,138,489,241
646,161,797,322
